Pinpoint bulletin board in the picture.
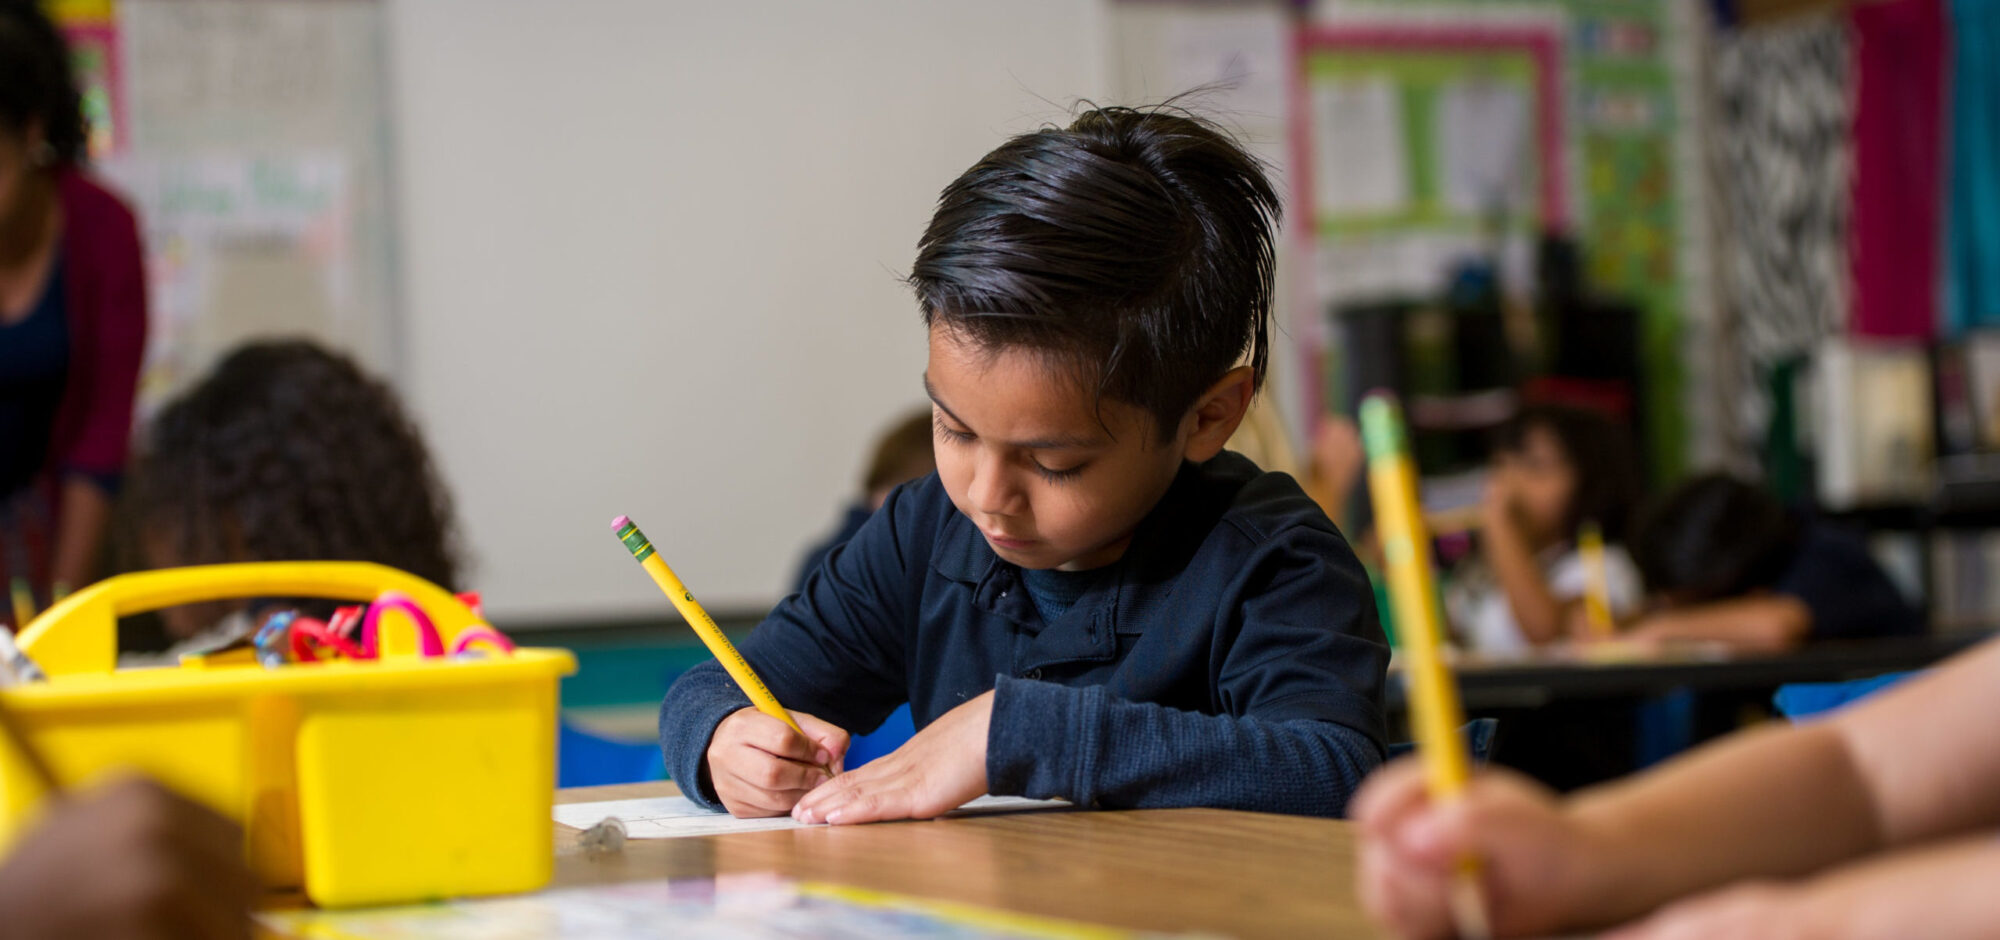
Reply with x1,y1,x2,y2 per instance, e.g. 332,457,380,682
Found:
53,0,400,415
1296,0,1695,476
1291,17,1572,415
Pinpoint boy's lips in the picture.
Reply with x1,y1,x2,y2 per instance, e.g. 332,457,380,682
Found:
984,530,1037,549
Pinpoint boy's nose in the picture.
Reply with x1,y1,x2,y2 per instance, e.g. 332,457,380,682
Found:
967,455,1021,517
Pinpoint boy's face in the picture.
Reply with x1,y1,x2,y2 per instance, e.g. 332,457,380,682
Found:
925,326,1187,571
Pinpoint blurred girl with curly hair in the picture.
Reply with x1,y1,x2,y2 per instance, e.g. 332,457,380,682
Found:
129,339,462,643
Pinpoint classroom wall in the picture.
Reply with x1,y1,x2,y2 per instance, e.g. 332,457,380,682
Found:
384,0,1110,621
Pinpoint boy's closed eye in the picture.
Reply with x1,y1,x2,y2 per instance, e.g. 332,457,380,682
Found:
931,415,1090,484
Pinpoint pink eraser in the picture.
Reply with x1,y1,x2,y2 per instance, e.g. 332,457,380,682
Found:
610,515,631,531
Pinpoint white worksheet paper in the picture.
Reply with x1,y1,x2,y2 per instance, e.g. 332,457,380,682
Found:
554,794,1070,839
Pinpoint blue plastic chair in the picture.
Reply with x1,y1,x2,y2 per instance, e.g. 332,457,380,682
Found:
557,719,667,788
844,703,916,768
1774,672,1917,722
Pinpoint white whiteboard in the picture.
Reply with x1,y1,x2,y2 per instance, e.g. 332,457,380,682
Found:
385,0,1110,620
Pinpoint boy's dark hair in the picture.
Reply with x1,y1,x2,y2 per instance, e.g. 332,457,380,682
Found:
132,340,462,590
0,0,88,166
1631,473,1799,603
861,408,936,496
1494,403,1641,541
909,105,1280,441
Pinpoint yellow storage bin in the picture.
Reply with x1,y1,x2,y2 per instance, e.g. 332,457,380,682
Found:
0,562,577,908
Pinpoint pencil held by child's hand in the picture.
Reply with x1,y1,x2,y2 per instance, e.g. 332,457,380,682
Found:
706,706,849,819
1360,393,1490,938
610,515,835,777
1354,761,1598,940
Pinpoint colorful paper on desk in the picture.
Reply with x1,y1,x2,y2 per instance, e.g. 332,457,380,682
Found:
552,794,1071,838
260,874,1158,939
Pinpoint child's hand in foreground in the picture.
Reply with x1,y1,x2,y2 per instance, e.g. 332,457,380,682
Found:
0,776,258,940
706,707,850,818
1354,758,1607,939
792,689,993,825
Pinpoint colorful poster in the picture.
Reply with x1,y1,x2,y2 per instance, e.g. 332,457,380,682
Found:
1302,0,1692,476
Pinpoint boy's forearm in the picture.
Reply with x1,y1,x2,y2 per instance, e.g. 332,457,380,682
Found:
1562,721,1882,927
985,677,1382,816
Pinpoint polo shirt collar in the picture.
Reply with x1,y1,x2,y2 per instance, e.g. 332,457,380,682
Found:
927,457,1223,649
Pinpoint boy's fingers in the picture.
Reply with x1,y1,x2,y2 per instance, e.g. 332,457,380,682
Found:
1359,839,1451,940
791,711,851,763
824,789,900,825
1398,797,1487,868
737,747,828,792
794,762,877,821
741,714,818,762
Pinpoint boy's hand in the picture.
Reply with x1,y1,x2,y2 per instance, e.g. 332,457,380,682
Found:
0,776,258,940
706,708,849,818
1354,759,1605,939
791,689,993,826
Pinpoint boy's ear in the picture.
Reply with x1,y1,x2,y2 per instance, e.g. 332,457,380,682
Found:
1181,366,1257,463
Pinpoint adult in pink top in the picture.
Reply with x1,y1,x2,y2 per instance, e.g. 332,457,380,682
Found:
0,3,146,613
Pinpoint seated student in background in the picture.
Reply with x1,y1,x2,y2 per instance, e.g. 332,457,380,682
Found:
1444,404,1643,653
1355,633,2000,940
1626,474,1919,653
661,106,1389,824
791,407,935,594
0,776,256,939
126,340,462,651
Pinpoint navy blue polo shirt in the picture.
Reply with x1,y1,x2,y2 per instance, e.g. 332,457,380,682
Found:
659,451,1390,817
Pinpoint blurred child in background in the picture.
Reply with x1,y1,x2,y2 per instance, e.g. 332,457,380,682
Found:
791,407,936,594
1446,404,1643,652
125,339,461,652
1627,473,1920,653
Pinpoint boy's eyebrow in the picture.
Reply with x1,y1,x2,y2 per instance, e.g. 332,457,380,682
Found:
923,375,1106,450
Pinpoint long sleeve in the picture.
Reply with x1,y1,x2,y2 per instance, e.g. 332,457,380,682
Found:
986,676,1382,817
56,172,147,489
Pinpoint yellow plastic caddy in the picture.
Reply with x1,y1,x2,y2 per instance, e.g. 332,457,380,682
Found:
0,562,576,908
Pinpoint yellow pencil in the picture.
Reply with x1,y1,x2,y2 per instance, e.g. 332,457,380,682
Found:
610,515,832,775
1360,394,1490,940
1578,521,1615,639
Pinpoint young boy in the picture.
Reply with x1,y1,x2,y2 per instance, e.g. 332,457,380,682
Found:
659,107,1389,823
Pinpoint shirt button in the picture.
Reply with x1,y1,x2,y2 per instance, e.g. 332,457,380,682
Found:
1022,668,1043,680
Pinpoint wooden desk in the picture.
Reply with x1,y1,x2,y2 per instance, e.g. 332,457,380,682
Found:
553,783,1382,939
